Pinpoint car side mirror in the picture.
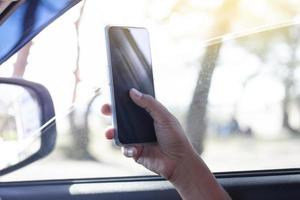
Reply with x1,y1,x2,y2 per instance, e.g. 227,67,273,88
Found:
0,77,56,176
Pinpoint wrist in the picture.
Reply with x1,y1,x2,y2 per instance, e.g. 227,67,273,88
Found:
169,149,230,200
168,148,200,187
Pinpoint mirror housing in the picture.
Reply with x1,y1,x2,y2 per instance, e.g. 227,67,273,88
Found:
0,77,56,176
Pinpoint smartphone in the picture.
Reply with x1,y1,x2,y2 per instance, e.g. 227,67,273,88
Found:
105,25,157,146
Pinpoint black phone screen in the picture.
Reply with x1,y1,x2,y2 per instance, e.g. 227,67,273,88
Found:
107,26,157,145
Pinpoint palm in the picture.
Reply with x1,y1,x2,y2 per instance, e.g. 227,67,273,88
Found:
135,120,191,179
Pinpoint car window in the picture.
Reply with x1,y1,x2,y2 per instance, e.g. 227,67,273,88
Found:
1,0,300,181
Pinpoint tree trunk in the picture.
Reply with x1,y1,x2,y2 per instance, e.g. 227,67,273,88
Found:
186,42,222,153
282,31,300,135
282,87,299,134
12,41,32,78
68,0,93,160
83,89,101,143
186,0,239,154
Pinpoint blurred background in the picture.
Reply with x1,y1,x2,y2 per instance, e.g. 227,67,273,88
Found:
2,0,300,181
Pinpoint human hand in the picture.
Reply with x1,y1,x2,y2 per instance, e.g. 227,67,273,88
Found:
101,88,231,200
101,88,196,180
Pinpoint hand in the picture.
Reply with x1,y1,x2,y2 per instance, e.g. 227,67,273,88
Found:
101,88,231,200
101,88,196,180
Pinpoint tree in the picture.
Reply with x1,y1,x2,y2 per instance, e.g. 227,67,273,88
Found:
67,0,95,160
12,0,38,78
238,25,300,135
186,0,239,154
12,41,32,78
281,27,300,134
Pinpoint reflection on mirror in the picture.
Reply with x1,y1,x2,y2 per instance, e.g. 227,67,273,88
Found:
0,84,41,170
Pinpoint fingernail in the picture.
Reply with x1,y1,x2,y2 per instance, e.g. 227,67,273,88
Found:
131,88,142,98
123,147,136,157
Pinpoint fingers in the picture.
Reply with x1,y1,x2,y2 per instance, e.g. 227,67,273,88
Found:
102,104,113,139
129,88,173,123
104,125,143,159
122,146,143,159
104,127,114,139
101,89,174,123
101,103,112,115
122,146,137,157
104,125,144,160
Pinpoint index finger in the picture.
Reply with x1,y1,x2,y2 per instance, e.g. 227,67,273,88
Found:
101,103,112,115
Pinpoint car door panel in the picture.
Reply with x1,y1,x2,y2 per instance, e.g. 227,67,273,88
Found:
0,176,181,200
1,171,300,200
220,171,300,200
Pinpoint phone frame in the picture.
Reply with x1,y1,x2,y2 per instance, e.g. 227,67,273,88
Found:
105,25,156,146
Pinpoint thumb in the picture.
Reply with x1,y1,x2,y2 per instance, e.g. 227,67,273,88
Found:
129,88,173,123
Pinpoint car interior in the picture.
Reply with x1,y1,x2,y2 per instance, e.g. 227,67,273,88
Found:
1,0,300,199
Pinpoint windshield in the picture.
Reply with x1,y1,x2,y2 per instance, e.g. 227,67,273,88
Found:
1,0,300,181
0,0,81,64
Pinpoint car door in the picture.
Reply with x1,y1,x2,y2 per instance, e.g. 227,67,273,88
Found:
1,1,300,200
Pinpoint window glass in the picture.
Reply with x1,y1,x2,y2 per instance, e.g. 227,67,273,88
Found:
1,0,300,181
